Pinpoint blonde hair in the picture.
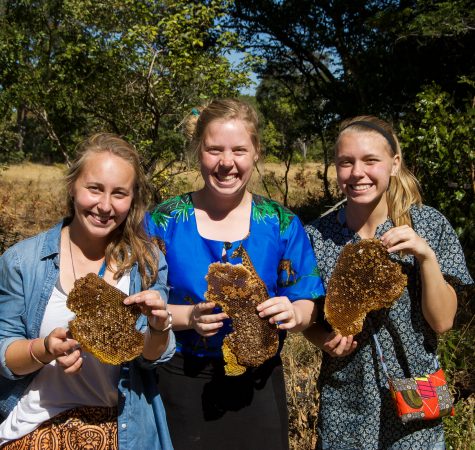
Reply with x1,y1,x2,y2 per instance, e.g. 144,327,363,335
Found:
66,133,159,288
336,115,422,227
184,99,261,158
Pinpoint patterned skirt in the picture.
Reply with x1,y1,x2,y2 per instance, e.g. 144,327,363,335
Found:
2,406,118,450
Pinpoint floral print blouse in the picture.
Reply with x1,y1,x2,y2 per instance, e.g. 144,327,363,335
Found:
305,204,473,450
146,193,325,358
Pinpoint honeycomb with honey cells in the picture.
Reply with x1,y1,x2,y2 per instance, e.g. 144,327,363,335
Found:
205,262,279,376
67,273,144,365
325,239,407,336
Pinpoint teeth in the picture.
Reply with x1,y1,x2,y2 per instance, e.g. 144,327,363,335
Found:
351,184,371,191
91,213,111,221
217,175,237,182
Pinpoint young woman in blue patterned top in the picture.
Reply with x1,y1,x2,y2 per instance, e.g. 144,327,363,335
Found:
146,99,325,449
305,116,473,449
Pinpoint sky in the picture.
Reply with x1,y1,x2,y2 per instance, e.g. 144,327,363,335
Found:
227,50,259,96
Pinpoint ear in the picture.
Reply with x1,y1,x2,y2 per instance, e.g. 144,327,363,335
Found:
391,154,401,176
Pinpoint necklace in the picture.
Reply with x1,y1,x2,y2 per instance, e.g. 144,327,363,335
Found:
68,228,78,280
68,227,107,280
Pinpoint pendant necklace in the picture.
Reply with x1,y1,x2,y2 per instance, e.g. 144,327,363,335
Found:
68,228,107,280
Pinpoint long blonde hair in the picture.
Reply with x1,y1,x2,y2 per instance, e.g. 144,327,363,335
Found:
66,133,159,288
336,115,422,227
184,98,261,159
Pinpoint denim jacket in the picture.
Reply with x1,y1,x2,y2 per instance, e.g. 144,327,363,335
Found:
0,221,175,449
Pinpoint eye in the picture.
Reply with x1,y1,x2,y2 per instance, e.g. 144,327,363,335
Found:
365,158,380,164
338,160,352,167
87,185,101,192
112,190,129,199
205,147,221,155
233,147,248,155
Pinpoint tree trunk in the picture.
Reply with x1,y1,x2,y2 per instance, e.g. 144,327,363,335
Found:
16,104,26,155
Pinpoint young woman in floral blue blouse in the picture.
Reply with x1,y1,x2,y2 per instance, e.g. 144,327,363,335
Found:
146,99,325,450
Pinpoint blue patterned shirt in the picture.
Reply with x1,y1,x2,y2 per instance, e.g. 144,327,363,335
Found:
305,204,473,450
146,193,325,358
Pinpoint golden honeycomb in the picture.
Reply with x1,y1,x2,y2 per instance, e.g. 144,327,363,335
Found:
325,239,407,336
67,273,144,365
205,262,279,376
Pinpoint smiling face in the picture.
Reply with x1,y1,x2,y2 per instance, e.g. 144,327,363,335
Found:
199,119,257,200
335,130,400,209
69,152,135,242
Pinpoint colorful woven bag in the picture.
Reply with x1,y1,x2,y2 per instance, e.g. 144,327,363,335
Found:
371,327,455,423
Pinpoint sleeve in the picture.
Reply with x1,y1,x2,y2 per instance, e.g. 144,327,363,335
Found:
276,216,325,301
0,247,29,380
151,248,169,306
144,211,165,240
136,248,176,368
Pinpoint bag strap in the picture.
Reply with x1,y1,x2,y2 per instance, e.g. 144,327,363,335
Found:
98,261,107,278
368,318,391,381
367,317,439,382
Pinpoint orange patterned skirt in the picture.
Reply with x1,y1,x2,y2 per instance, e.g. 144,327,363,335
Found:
2,406,118,450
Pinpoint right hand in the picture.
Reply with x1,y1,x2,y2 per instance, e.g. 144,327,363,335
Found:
45,327,83,374
321,331,357,357
189,302,228,337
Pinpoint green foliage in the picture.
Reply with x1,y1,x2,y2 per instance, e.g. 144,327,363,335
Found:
403,0,475,38
261,121,284,157
443,395,475,450
398,83,475,272
232,0,475,118
0,122,22,164
398,84,475,447
0,0,252,165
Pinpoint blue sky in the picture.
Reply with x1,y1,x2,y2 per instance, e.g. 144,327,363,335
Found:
227,50,258,96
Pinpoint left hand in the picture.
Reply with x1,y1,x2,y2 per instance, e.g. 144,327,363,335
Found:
124,290,169,331
321,332,358,357
256,296,298,330
380,225,434,262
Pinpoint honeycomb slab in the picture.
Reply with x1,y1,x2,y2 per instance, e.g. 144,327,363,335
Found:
67,273,144,365
205,262,279,376
325,239,407,336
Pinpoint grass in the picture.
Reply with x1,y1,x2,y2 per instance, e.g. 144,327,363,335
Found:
0,163,66,250
1,162,473,449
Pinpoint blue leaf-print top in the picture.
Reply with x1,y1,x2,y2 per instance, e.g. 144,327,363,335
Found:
145,193,325,358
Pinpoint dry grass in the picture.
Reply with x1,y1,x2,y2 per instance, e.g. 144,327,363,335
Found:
0,163,66,247
282,334,322,450
160,161,336,208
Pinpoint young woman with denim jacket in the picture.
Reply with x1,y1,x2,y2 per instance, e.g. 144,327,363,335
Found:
0,133,175,449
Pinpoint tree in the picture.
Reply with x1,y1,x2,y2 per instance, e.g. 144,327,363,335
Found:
231,0,475,117
257,73,335,203
231,0,474,212
0,0,251,167
399,82,475,271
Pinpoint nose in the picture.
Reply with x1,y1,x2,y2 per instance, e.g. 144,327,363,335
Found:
219,152,234,168
97,193,112,212
351,161,364,177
